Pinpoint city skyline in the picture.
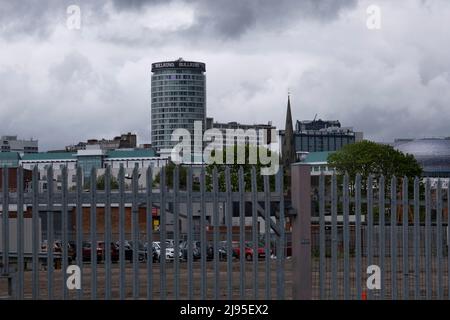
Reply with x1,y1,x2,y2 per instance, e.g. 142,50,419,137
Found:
1,0,450,151
2,1,450,304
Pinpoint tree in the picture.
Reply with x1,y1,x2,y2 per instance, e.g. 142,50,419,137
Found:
205,144,278,192
327,141,423,223
327,140,422,180
154,161,189,189
84,174,119,190
97,174,119,190
153,145,279,192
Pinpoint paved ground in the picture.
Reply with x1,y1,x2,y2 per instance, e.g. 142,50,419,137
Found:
1,256,449,299
312,256,450,300
0,259,293,300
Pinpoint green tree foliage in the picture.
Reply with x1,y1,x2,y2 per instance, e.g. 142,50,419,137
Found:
205,144,277,192
154,145,279,192
154,161,188,189
327,140,422,180
325,141,424,223
84,174,119,190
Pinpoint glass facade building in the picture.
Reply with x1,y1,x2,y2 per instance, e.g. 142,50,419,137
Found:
77,155,104,177
151,58,206,152
294,130,357,152
394,138,450,177
279,127,361,155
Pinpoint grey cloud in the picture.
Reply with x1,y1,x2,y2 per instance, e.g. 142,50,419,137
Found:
291,52,450,143
90,0,359,48
111,0,167,10
0,0,112,40
2,0,450,151
0,50,147,150
0,0,357,43
50,52,95,84
0,1,54,39
111,0,358,39
191,0,358,39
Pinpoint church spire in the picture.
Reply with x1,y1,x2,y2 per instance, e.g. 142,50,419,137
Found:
282,94,296,169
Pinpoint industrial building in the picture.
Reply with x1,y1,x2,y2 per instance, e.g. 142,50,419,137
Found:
0,135,38,154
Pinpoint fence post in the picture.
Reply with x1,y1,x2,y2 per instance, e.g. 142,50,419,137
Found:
291,163,312,300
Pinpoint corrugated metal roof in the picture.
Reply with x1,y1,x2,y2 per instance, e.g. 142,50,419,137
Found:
19,149,158,161
0,152,20,160
106,149,157,159
21,152,76,161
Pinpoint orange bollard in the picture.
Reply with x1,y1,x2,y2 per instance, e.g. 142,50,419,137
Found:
362,290,367,300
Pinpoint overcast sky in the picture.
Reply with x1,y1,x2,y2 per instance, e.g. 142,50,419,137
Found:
1,0,450,151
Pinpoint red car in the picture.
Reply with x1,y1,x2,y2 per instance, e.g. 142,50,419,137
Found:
244,242,266,261
230,242,266,261
82,241,104,262
97,241,119,262
231,241,241,259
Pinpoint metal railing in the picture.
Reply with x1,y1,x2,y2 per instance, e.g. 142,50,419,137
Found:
5,162,447,300
302,168,450,300
0,164,287,300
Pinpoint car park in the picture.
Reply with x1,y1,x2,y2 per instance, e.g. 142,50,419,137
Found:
179,241,201,260
82,241,103,262
115,240,146,262
178,241,215,261
244,241,266,260
153,241,182,262
217,241,239,260
144,242,160,262
129,241,147,262
97,241,119,262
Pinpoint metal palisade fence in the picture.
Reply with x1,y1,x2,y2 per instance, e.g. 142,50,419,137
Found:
310,169,450,300
2,162,450,300
0,164,287,300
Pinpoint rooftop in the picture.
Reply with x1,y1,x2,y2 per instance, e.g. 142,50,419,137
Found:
106,149,157,159
151,59,206,72
394,138,450,175
0,152,21,161
21,152,76,161
302,151,335,164
20,149,159,161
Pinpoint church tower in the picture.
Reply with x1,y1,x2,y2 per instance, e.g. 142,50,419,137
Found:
282,94,296,173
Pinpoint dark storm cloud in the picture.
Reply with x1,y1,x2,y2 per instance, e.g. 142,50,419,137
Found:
192,0,357,38
110,0,358,39
0,0,357,43
1,0,450,150
111,0,167,10
0,0,56,38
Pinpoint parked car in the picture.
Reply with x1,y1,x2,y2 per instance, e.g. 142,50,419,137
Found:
202,242,215,260
97,241,119,262
41,240,62,254
153,241,182,262
217,241,239,260
115,240,146,262
115,240,131,261
165,239,175,248
67,241,77,262
179,241,201,260
244,241,266,260
82,241,103,262
144,242,160,262
54,240,76,263
128,241,147,262
41,240,75,265
178,241,214,261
